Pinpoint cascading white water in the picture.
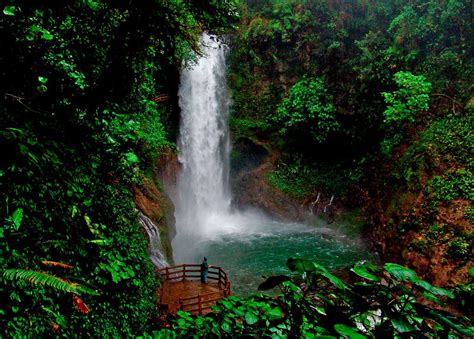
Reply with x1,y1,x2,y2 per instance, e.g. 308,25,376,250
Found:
171,33,373,289
173,33,233,258
173,32,318,260
139,213,168,268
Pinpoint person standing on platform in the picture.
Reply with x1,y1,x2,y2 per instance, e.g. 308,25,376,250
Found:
200,257,209,283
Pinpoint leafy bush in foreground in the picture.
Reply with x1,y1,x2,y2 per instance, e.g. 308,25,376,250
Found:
151,259,473,338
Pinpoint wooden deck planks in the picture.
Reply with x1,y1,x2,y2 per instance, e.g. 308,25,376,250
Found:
160,280,223,315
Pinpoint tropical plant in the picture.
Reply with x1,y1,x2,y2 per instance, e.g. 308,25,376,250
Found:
151,259,473,337
272,77,339,146
3,269,99,296
0,0,239,336
382,71,432,125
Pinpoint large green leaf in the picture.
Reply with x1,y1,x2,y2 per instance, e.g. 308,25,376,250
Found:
385,263,455,299
287,258,317,272
422,291,444,306
351,263,380,282
41,31,54,40
334,324,366,338
3,6,15,16
321,271,348,290
414,279,454,299
391,317,417,333
221,320,232,333
219,299,233,310
258,275,291,290
428,310,474,337
266,307,283,320
125,152,140,164
89,239,112,245
384,263,417,282
287,258,348,290
11,208,23,231
245,311,259,325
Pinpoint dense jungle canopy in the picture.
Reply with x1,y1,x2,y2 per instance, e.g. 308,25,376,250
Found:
0,0,472,337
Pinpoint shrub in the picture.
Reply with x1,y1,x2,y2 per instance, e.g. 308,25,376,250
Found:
272,77,339,145
382,71,432,125
151,259,473,337
448,237,471,260
425,169,474,203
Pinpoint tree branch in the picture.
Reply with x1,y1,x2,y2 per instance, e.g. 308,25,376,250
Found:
3,93,42,115
430,93,463,115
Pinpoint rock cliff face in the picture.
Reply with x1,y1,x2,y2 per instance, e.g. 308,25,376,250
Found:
362,182,472,288
133,151,179,263
231,141,308,222
360,115,473,288
156,150,181,200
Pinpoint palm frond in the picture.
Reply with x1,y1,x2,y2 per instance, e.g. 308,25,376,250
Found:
3,269,99,296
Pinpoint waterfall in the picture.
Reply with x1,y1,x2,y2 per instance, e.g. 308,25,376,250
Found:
173,33,232,254
139,213,168,268
172,33,307,263
168,33,371,281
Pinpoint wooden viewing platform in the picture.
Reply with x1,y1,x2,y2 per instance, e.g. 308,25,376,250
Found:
158,264,231,316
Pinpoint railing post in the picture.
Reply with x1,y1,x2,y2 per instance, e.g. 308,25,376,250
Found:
159,264,230,315
198,294,202,315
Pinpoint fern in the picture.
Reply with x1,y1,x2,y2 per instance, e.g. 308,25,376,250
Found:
3,269,99,296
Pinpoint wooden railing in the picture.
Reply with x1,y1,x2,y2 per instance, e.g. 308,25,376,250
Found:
178,291,224,315
158,264,231,315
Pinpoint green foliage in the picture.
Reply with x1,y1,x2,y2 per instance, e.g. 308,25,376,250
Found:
272,77,339,145
7,208,23,231
425,169,474,203
387,1,474,98
268,154,366,198
229,0,472,152
380,132,403,159
229,117,269,140
0,0,238,336
383,71,432,125
393,112,473,194
155,259,472,337
380,71,432,157
388,108,473,269
352,31,409,85
417,114,474,167
3,5,15,16
229,0,473,201
447,237,471,260
464,206,474,223
3,269,99,296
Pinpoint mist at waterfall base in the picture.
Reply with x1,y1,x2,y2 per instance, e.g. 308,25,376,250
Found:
171,33,372,296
